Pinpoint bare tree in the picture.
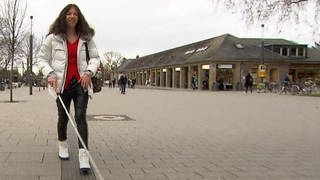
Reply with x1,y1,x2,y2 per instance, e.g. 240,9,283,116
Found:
313,42,320,49
213,0,319,30
0,0,26,102
102,51,125,71
20,33,43,84
0,17,11,71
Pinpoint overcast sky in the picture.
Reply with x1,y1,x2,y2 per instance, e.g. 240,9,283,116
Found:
26,0,315,59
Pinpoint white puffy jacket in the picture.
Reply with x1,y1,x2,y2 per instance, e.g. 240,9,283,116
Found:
38,34,100,97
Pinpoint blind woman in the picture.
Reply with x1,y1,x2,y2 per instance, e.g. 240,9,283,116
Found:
38,4,100,172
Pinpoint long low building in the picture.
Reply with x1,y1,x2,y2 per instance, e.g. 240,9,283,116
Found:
115,33,320,91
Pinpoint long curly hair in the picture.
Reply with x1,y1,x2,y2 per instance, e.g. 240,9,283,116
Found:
47,4,95,40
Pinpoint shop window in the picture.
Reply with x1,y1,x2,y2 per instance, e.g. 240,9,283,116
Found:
216,68,233,90
250,68,258,83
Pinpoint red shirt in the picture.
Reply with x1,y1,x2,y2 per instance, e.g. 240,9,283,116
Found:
64,39,80,89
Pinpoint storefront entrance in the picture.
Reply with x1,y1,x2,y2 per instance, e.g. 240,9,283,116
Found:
216,64,234,90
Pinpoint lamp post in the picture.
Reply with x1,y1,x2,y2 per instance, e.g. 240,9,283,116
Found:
261,24,265,65
258,23,266,84
29,16,33,95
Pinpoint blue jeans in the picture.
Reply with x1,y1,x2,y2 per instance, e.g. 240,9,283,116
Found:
119,83,126,94
56,78,89,148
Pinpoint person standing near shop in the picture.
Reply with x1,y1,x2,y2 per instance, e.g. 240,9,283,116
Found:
191,73,198,90
119,74,127,94
244,73,253,93
37,4,100,172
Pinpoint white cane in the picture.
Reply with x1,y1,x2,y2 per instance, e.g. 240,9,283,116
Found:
49,86,104,180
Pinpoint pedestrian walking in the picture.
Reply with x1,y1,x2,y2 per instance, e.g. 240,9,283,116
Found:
37,4,100,173
191,74,198,90
244,73,253,93
131,78,136,88
119,74,127,94
112,78,116,88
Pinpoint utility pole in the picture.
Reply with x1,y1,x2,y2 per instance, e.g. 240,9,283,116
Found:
261,24,265,65
258,24,266,84
29,16,33,95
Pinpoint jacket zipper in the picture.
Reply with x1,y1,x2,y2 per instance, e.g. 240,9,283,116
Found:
77,39,84,76
61,39,68,94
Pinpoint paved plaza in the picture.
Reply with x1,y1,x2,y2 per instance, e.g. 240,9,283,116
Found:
0,87,319,180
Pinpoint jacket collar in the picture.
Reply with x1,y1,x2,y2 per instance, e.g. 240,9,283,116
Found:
53,33,90,42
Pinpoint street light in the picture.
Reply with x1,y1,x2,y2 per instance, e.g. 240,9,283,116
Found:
258,23,266,84
29,15,33,95
261,24,265,65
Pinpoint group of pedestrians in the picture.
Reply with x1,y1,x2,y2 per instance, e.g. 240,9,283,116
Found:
104,74,137,95
113,74,137,94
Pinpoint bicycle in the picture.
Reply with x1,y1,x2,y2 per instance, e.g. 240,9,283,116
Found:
279,81,290,95
267,82,280,93
303,80,318,94
290,83,306,95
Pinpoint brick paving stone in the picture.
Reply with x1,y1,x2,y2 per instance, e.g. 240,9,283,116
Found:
39,176,61,180
0,176,39,180
101,161,124,168
6,152,44,163
0,163,59,176
0,89,60,179
130,172,168,180
0,153,9,162
198,172,237,180
121,160,155,169
109,167,144,175
2,87,320,179
42,152,60,163
164,172,204,179
151,160,186,168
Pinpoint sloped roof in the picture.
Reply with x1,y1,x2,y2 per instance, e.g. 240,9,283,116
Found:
306,48,320,62
118,33,318,72
116,59,132,72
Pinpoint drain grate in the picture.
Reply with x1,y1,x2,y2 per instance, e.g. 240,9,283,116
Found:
87,114,134,121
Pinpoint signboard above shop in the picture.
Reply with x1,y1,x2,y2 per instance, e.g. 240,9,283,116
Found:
217,64,233,69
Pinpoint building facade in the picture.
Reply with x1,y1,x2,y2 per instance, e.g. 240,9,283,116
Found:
114,34,320,91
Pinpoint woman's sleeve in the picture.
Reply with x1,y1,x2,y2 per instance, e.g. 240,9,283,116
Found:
86,39,101,75
37,35,54,77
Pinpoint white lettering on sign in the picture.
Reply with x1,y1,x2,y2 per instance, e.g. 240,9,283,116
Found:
218,64,233,69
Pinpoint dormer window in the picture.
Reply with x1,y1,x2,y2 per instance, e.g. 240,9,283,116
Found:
291,48,297,56
196,46,208,52
273,45,307,57
185,50,195,55
281,48,289,56
297,48,305,56
234,43,244,49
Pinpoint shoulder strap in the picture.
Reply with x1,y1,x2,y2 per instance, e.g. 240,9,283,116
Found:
84,42,90,63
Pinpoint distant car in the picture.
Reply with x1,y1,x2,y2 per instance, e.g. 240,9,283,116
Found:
7,82,19,89
17,82,22,87
12,82,19,88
